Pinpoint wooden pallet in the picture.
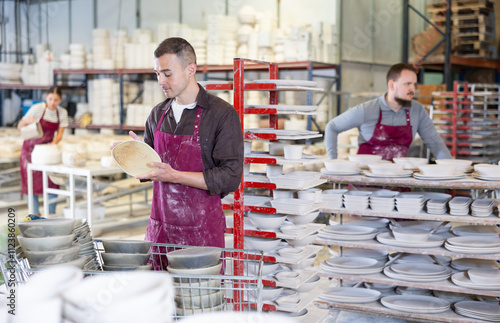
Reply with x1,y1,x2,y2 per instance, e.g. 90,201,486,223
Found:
455,40,490,51
429,11,493,27
454,47,494,58
427,0,493,12
455,31,495,42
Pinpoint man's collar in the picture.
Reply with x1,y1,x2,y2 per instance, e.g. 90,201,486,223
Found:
161,84,211,111
379,93,411,112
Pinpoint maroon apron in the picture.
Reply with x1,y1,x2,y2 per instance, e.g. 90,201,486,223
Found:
357,108,413,161
20,108,60,195
145,106,226,270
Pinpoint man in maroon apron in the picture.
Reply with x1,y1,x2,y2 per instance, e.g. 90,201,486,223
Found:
125,38,243,270
325,63,451,161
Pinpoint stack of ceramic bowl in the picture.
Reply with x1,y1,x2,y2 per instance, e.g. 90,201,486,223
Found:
73,220,100,270
471,199,495,217
454,301,500,321
101,240,152,271
445,236,500,254
244,236,282,253
415,164,465,181
384,262,452,283
451,267,500,291
395,194,425,213
61,271,175,322
435,159,473,173
247,212,287,231
448,196,472,216
17,219,90,269
426,198,449,215
320,256,384,275
321,189,347,209
473,163,500,181
393,157,428,171
343,191,371,210
165,247,224,316
369,190,398,212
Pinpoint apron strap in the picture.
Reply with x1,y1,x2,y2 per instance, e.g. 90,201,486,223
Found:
377,107,383,124
193,106,203,137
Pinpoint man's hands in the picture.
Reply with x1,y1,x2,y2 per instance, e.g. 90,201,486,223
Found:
110,131,143,150
136,162,179,183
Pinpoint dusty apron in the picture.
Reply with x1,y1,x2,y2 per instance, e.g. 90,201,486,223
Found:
20,108,60,195
145,106,226,270
357,108,413,161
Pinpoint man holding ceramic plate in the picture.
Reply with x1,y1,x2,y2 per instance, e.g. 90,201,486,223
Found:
112,38,243,268
325,63,451,161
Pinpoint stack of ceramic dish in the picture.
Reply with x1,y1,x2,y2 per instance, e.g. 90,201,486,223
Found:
393,157,428,170
101,240,152,271
395,194,425,213
432,290,471,304
381,295,450,314
384,262,452,282
414,164,466,181
369,190,398,212
448,197,472,216
395,286,432,296
435,159,473,173
318,225,378,241
425,198,449,215
17,219,89,270
452,225,500,237
268,171,322,189
389,253,451,267
323,159,361,176
62,271,175,322
319,287,381,304
343,191,371,210
473,163,500,181
342,249,388,262
343,217,390,230
165,247,224,315
364,163,412,178
451,258,500,271
471,199,495,217
451,268,500,291
377,229,444,248
73,220,100,270
445,236,500,254
320,256,384,275
454,301,500,321
247,212,287,230
389,220,451,235
321,189,347,209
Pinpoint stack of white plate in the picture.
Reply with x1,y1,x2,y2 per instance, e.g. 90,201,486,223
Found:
321,189,347,209
343,191,372,210
452,225,500,237
471,199,495,217
320,256,384,275
377,232,444,248
318,225,378,241
319,287,381,303
451,258,500,271
445,235,500,254
454,301,500,321
451,271,500,291
369,190,398,212
73,220,100,270
395,194,425,213
448,197,472,216
384,262,452,282
381,295,450,314
426,198,449,215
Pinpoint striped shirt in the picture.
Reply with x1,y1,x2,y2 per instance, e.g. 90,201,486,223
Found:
23,102,69,128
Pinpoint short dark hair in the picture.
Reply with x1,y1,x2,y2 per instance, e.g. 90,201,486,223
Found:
386,63,417,83
47,86,62,99
154,37,196,67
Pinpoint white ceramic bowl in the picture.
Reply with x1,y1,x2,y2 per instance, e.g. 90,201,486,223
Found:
277,247,304,257
260,286,284,301
275,271,300,283
18,234,75,252
393,157,428,170
175,290,224,308
295,274,320,293
166,246,222,269
289,254,316,270
368,163,404,175
418,164,456,176
324,159,359,172
167,261,222,275
286,211,319,225
474,164,500,176
101,252,151,266
30,255,89,269
280,225,307,235
269,142,286,156
286,232,318,247
248,262,279,276
436,159,472,168
348,154,382,168
112,140,162,176
18,219,76,238
102,240,152,254
276,295,300,307
283,145,303,160
247,212,287,230
24,244,81,265
391,227,431,242
244,236,282,252
467,268,500,285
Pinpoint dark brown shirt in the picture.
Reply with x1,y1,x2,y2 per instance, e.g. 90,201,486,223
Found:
144,84,243,197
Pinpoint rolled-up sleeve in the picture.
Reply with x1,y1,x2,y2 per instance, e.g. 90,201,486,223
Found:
415,107,452,159
325,105,365,159
202,108,243,197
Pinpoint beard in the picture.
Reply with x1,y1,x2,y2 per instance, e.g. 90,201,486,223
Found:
395,95,413,107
